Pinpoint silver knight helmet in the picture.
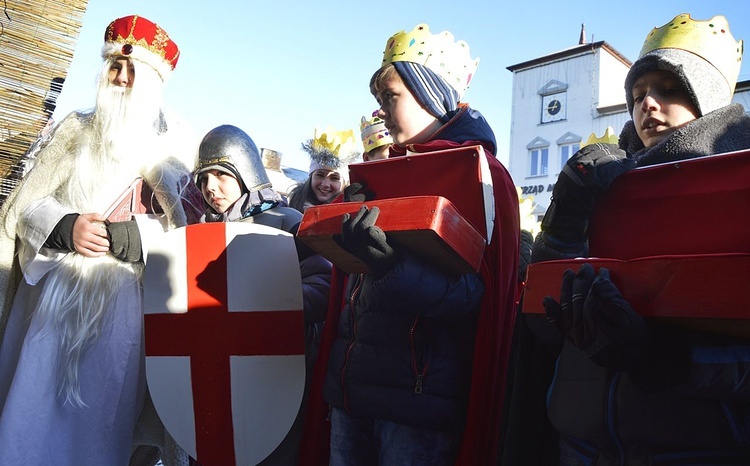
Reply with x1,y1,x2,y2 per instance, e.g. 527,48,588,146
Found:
194,124,271,193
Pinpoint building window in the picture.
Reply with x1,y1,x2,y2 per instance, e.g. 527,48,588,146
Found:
529,147,549,177
559,143,580,170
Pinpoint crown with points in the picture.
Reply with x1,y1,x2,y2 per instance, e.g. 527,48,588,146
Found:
302,127,361,176
102,15,180,82
583,127,618,147
639,13,743,92
360,111,393,153
381,23,479,99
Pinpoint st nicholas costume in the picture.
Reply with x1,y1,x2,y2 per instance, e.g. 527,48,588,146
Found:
0,15,196,466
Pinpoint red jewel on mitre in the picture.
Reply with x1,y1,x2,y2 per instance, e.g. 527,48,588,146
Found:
104,15,180,70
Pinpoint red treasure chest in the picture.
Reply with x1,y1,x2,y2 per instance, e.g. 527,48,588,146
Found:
296,145,494,274
522,148,750,336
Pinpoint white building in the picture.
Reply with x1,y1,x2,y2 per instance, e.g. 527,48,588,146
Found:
260,148,308,196
507,33,750,223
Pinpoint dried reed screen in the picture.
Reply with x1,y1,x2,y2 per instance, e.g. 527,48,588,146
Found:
0,0,88,176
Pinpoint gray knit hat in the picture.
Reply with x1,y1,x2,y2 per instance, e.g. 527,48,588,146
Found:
625,48,728,117
625,13,743,117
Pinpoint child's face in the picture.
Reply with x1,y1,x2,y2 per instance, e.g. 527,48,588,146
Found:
108,58,134,88
310,169,342,204
198,169,243,214
374,73,441,146
631,70,699,148
363,144,390,162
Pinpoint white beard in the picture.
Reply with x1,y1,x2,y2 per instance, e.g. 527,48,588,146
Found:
59,61,167,213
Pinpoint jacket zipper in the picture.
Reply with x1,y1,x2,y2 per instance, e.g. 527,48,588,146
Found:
409,316,429,394
605,372,626,465
340,273,363,412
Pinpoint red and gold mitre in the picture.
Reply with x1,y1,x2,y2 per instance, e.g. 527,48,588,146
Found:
102,15,180,82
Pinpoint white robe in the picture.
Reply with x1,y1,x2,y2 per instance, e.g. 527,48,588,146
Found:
0,198,144,465
0,112,196,466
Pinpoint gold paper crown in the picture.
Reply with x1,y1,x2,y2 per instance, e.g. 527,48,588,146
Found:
583,127,618,147
640,13,743,92
381,23,479,98
360,111,393,153
302,127,359,172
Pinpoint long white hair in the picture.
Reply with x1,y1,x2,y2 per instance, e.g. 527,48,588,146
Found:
36,56,167,407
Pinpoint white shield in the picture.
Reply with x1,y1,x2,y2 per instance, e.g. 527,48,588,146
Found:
142,222,305,466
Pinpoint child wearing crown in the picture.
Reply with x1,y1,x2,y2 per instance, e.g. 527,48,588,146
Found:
360,111,393,161
304,24,520,466
289,128,361,213
523,13,750,466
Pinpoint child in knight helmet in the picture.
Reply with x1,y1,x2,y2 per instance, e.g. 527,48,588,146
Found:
193,124,331,465
314,23,520,466
529,13,750,466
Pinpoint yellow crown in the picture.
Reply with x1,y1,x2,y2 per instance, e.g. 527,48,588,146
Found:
640,13,743,92
583,127,618,147
360,111,393,153
312,128,357,157
381,23,479,98
302,127,359,173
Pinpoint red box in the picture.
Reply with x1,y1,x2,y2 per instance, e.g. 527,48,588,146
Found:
297,196,486,274
588,148,750,258
347,145,494,241
523,149,750,332
105,178,162,221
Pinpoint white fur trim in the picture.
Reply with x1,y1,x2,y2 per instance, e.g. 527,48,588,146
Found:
102,42,173,83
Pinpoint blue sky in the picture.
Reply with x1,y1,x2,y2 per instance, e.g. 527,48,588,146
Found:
53,1,750,170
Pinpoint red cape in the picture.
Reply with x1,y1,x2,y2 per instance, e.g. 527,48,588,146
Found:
299,141,520,465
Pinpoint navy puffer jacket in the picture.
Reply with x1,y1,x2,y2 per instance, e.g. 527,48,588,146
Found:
323,252,484,432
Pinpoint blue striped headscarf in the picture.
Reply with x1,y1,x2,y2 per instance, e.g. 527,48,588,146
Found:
393,61,459,123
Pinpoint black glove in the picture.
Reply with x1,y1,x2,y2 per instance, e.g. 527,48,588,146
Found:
518,229,534,282
334,205,398,278
44,213,79,251
530,231,589,264
106,220,143,262
541,143,635,243
343,182,375,202
544,264,646,371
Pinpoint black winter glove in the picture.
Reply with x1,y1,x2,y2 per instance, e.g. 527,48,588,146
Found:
518,229,534,282
541,143,635,243
343,182,375,202
543,264,646,371
334,205,398,278
106,220,143,263
44,213,79,251
530,231,589,264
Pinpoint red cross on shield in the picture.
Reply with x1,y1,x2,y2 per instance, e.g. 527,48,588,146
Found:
142,222,305,466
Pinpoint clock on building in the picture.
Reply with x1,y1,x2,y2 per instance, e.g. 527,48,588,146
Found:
541,93,566,123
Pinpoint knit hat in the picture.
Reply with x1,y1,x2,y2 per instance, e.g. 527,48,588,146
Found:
625,13,743,117
101,15,180,82
301,128,361,184
360,110,393,153
393,61,459,123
